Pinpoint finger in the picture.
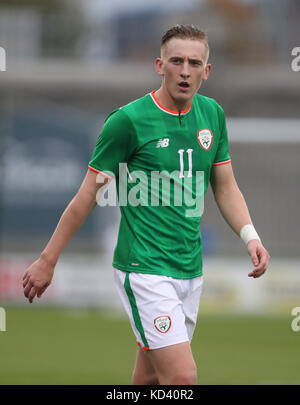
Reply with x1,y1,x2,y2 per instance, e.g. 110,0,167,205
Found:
248,265,262,277
248,264,261,276
248,270,258,277
37,284,48,298
24,280,34,298
24,284,35,302
248,271,260,278
23,276,30,288
23,271,28,281
254,254,269,272
248,265,267,278
248,248,270,277
251,253,259,267
253,270,265,278
252,262,264,273
28,286,37,304
252,252,268,271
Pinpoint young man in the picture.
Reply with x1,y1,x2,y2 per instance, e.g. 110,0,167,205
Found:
23,25,270,385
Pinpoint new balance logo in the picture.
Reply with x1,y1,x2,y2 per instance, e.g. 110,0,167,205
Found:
156,138,169,148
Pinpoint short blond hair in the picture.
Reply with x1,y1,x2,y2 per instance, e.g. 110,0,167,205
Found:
161,24,209,51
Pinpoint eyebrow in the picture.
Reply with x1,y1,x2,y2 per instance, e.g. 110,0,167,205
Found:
168,56,203,64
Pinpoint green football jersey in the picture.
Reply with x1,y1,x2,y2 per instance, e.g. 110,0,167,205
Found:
89,90,231,279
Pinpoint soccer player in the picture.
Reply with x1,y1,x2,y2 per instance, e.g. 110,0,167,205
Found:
23,25,270,385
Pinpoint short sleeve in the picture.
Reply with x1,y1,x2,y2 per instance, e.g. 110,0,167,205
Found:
88,108,137,178
213,105,231,166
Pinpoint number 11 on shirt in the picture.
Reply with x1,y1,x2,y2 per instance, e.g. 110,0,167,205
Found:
178,149,193,178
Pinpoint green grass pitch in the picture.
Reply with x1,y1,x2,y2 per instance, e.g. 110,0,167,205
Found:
0,308,299,385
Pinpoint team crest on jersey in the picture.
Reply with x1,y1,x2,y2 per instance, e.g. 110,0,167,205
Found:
197,129,213,151
154,316,171,333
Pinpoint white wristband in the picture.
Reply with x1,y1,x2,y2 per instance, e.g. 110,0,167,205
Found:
239,224,261,245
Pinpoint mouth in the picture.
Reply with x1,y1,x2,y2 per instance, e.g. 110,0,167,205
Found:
178,81,190,91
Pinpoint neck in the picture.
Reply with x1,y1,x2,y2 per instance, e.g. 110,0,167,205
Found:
154,87,192,113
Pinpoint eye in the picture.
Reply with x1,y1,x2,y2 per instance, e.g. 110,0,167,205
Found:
171,58,182,64
190,60,202,66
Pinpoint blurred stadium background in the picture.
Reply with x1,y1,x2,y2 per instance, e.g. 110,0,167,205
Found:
0,0,299,385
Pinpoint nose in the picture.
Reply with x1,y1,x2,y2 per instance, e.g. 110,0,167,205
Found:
180,61,190,79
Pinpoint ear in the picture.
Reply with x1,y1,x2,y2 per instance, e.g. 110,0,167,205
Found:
155,57,164,77
203,63,211,81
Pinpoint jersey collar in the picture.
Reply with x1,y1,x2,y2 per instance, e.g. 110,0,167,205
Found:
150,90,193,116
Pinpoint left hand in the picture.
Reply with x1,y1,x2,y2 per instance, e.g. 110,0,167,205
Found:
247,239,270,278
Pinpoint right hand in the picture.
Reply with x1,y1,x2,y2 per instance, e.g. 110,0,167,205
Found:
23,254,55,304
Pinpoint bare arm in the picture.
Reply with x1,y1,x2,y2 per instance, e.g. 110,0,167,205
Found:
23,169,110,303
210,163,252,235
210,163,270,278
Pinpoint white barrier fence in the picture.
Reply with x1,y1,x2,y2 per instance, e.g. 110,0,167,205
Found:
0,253,299,314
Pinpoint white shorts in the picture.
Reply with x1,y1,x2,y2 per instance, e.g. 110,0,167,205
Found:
114,269,204,351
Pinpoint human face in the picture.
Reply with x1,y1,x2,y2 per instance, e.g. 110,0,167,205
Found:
155,38,211,111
